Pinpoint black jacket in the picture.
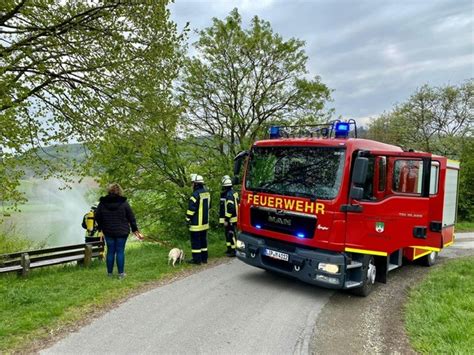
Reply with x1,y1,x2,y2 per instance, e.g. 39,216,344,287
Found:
185,185,210,232
219,188,239,224
95,194,138,237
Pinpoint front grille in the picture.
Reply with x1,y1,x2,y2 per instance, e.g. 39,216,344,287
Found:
250,206,316,239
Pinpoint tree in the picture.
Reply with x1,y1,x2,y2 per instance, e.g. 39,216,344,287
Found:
92,9,333,238
0,0,183,206
366,81,473,156
367,80,474,220
458,138,474,221
180,8,332,164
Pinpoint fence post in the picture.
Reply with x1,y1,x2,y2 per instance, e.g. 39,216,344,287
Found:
20,253,30,277
99,239,105,261
84,244,92,267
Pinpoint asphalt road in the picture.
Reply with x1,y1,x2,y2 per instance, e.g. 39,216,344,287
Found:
42,260,333,355
42,233,473,355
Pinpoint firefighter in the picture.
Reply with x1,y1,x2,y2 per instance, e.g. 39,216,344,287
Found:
81,205,101,243
219,175,239,257
81,204,105,259
185,174,211,265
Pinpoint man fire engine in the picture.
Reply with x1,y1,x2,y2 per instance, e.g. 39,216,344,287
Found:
233,121,459,296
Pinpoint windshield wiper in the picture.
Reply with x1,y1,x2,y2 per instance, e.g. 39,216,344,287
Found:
249,187,273,193
291,191,318,201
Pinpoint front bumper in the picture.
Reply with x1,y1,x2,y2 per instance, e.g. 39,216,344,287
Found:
236,232,348,290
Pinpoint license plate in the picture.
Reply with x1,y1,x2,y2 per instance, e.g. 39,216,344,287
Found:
264,248,289,261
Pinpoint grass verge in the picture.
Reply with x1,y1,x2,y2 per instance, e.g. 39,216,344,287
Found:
0,232,227,353
456,221,474,233
405,256,474,354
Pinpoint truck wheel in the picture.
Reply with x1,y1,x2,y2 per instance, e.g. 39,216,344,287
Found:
352,256,376,297
420,251,438,267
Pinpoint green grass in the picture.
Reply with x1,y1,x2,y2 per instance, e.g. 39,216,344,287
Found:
405,256,474,354
0,232,227,353
456,221,474,233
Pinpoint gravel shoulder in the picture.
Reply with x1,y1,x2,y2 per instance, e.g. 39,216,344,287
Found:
310,233,474,355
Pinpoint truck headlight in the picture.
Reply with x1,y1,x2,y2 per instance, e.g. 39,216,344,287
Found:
236,240,246,250
318,263,339,274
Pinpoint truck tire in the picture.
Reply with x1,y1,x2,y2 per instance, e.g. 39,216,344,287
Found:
420,251,438,267
351,256,376,297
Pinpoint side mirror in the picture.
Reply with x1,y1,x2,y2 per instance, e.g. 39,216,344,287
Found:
350,186,364,200
232,176,241,185
233,150,249,176
352,157,368,185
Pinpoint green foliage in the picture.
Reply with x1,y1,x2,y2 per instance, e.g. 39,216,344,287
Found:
405,256,474,354
458,139,474,221
92,8,332,236
0,0,183,205
0,230,42,254
180,8,332,159
366,81,474,220
0,234,226,352
366,81,473,155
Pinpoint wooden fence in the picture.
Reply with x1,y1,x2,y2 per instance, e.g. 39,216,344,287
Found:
0,241,104,277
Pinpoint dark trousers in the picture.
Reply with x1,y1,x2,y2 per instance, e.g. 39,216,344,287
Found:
190,230,208,263
105,236,127,274
225,224,236,252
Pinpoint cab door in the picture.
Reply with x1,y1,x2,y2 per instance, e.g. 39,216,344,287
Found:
344,151,441,256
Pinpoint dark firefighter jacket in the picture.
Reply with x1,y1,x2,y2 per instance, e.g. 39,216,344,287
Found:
219,188,239,224
95,195,138,237
186,186,211,232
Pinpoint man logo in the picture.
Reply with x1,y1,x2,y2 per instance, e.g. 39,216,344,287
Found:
375,222,385,233
268,216,292,226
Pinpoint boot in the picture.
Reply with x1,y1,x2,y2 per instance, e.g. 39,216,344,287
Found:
225,250,236,257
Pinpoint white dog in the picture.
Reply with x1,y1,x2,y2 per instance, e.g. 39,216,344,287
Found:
168,248,185,267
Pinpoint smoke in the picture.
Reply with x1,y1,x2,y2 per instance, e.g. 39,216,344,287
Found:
1,177,99,247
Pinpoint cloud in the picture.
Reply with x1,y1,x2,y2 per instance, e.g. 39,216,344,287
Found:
383,44,405,65
171,0,473,118
236,0,275,12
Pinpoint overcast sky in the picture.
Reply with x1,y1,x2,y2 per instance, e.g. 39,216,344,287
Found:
170,0,473,125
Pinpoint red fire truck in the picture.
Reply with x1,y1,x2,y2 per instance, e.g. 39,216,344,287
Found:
233,121,459,296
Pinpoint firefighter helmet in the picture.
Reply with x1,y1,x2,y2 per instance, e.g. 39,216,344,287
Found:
191,174,204,184
221,175,232,187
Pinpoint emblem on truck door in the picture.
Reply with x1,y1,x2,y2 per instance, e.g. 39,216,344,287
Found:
375,222,385,233
268,216,292,226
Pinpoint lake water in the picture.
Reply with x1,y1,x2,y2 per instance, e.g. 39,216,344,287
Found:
1,178,99,248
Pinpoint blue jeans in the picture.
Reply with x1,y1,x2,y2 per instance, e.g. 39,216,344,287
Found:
105,236,128,274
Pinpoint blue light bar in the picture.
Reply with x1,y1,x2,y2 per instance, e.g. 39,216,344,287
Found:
335,122,350,138
269,126,280,139
296,233,305,238
255,224,262,229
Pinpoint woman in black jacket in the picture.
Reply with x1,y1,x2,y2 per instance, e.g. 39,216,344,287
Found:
95,183,143,278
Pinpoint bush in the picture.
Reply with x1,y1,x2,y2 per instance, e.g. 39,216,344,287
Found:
458,139,474,221
0,230,43,254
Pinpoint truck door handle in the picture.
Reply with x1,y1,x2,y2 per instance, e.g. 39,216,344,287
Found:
429,221,442,232
413,226,427,239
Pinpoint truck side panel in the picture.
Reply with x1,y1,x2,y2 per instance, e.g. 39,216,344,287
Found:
442,161,460,246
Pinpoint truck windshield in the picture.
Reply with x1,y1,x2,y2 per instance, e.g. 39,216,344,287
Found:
245,146,345,200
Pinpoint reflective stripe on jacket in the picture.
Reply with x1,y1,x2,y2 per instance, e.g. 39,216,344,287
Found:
186,187,211,231
219,188,239,224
